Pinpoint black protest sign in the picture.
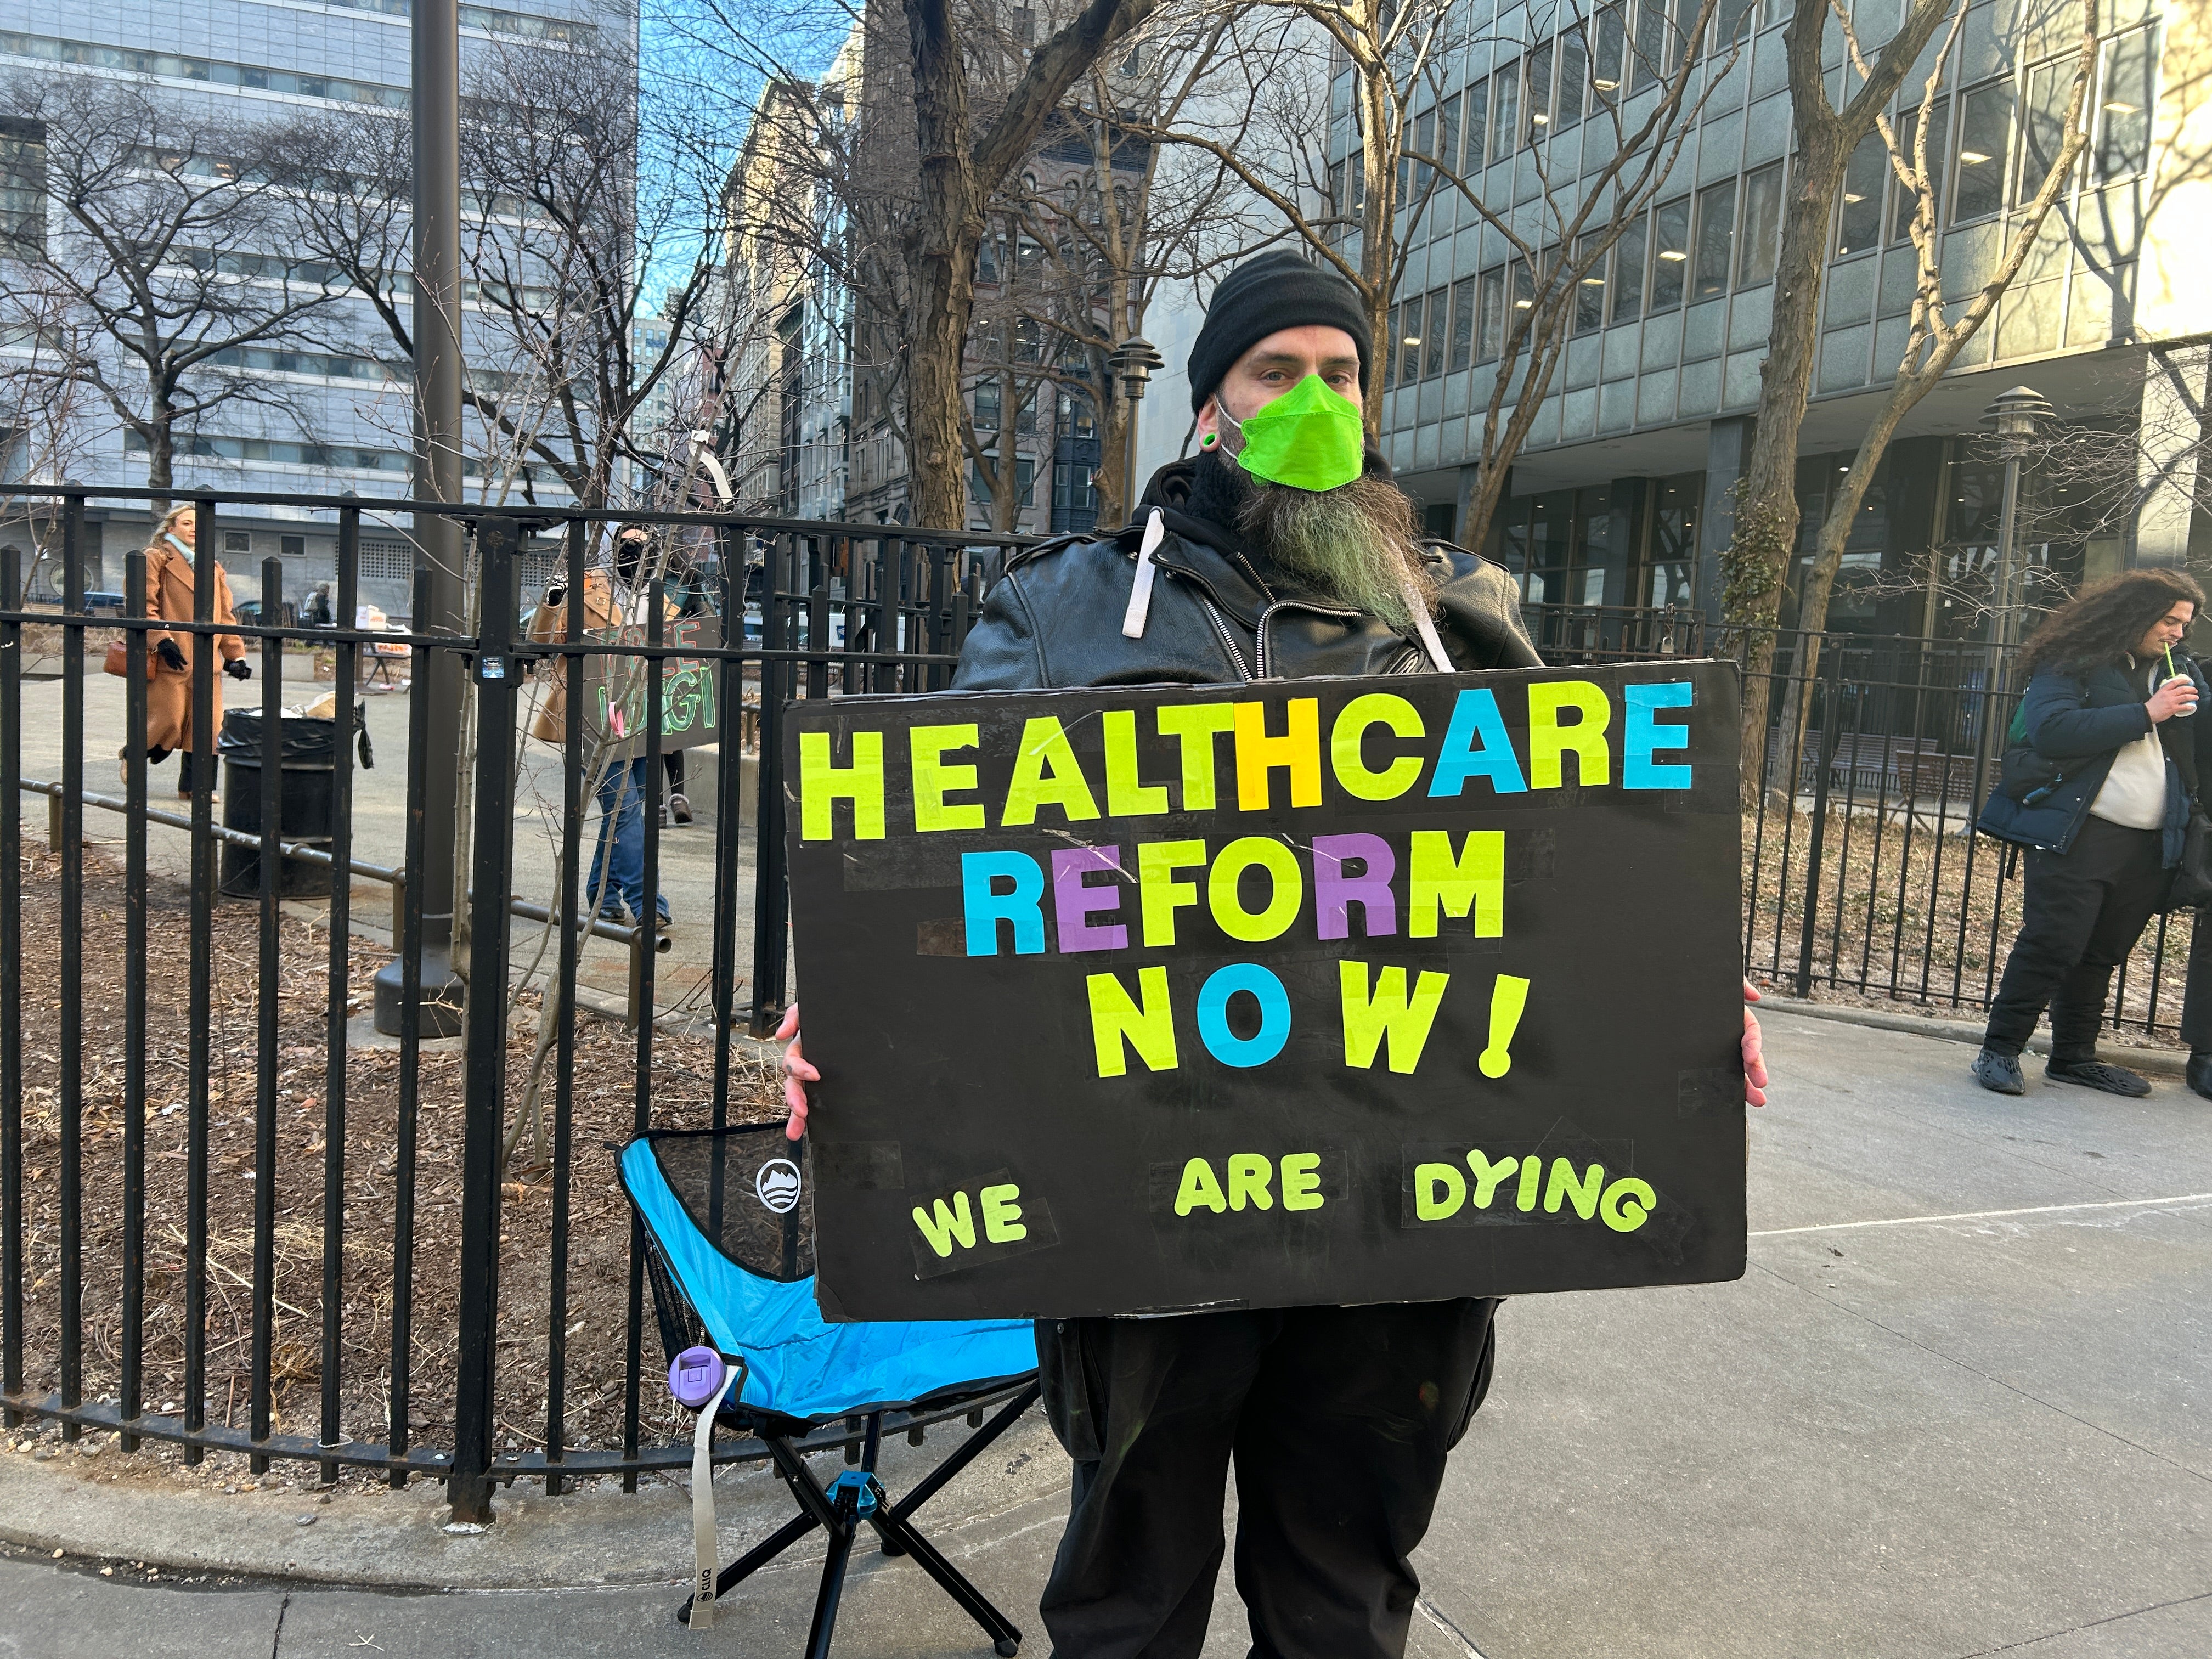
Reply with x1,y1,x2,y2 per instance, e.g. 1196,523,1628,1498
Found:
784,661,1746,1321
586,614,723,758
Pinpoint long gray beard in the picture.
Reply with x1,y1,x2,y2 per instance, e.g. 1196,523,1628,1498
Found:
1236,471,1438,633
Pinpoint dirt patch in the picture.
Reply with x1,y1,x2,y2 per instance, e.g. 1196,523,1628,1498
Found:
6,843,782,1492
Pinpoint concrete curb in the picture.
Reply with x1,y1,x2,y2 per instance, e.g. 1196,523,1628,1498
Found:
1755,994,2192,1077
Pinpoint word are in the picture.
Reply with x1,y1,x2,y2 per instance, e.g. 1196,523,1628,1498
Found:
1172,1152,1328,1215
1409,1151,1657,1233
797,681,1697,841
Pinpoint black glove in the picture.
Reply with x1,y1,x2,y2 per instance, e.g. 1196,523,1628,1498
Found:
156,638,187,673
225,659,251,681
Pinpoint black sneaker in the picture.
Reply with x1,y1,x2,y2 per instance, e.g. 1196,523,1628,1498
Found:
2188,1052,2212,1101
2044,1059,2152,1097
1972,1048,2025,1095
668,792,692,826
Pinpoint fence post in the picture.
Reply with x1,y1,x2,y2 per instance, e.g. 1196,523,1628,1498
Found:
1795,643,1845,998
450,516,519,1527
750,536,792,1035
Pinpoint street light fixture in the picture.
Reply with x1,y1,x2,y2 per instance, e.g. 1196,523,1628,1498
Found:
1983,385,2053,650
1107,335,1163,525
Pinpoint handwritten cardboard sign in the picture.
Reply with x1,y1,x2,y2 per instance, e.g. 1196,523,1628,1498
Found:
784,661,1746,1321
586,614,723,758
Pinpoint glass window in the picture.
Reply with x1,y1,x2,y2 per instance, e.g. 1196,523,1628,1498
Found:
1524,491,1575,605
2097,29,2157,180
1647,472,1702,607
1692,178,1735,299
1449,276,1477,371
1737,162,1782,285
1464,77,1489,172
1015,388,1037,434
973,379,1000,432
1835,131,1886,256
1650,195,1690,311
1631,0,1668,91
1403,296,1429,380
1413,105,1437,196
1952,80,2013,223
1593,5,1625,100
1892,100,1948,241
2016,58,2075,207
1573,234,1608,333
1492,60,1520,160
1439,92,1462,183
1612,212,1647,323
1558,31,1587,129
1717,0,1756,43
1384,302,1402,388
1477,266,1506,360
1526,43,1554,144
1423,287,1449,379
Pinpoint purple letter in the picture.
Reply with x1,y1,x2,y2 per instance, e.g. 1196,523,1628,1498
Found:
1052,845,1129,952
1313,833,1397,941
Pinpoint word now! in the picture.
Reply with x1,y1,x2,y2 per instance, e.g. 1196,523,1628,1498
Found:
796,681,1697,841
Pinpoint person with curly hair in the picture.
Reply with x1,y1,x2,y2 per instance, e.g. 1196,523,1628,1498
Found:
1975,567,2210,1096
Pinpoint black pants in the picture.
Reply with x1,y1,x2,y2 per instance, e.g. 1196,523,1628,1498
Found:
1036,1300,1497,1659
1984,816,2169,1062
2180,912,2212,1052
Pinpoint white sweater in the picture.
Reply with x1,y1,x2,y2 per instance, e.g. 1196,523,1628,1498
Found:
2089,657,2168,831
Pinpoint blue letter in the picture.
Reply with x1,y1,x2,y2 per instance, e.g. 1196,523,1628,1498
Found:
1427,689,1528,797
1624,682,1694,789
962,850,1046,956
1195,963,1293,1068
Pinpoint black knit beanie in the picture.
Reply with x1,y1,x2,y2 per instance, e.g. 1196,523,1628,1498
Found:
1187,251,1372,413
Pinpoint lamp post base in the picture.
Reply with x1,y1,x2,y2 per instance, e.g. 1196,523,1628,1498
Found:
371,939,466,1038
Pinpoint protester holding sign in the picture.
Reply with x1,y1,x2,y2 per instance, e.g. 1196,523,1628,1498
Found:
778,251,1765,1659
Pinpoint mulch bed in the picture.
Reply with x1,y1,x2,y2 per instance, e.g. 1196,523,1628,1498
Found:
6,842,782,1491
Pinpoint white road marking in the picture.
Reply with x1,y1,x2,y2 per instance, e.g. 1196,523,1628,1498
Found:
1750,1192,2212,1238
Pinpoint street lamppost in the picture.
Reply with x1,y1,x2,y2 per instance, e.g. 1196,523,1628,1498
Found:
1984,385,2053,651
1107,336,1163,526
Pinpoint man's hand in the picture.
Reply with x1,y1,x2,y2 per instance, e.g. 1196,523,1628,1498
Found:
1743,980,1769,1107
777,1002,817,1141
2148,676,2199,722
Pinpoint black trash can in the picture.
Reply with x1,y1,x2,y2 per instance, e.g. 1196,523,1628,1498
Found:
217,707,371,899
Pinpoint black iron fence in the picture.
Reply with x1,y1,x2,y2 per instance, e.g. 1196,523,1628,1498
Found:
0,487,2197,1525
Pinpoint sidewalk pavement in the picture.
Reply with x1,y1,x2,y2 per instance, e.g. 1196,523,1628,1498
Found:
3,1007,2208,1658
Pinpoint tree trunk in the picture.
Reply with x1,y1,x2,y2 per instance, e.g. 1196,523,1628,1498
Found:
145,397,178,525
1355,60,1395,439
902,0,984,533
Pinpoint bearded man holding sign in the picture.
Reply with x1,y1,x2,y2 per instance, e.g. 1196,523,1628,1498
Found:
777,251,1768,1658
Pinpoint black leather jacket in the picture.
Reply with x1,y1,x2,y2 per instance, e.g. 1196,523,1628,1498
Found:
953,458,1541,691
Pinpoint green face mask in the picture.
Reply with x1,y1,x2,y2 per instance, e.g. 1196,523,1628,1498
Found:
1217,374,1365,493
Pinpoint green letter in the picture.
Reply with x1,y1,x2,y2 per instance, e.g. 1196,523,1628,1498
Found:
799,730,885,842
1226,1153,1274,1212
912,1192,976,1258
1103,708,1170,816
1002,716,1101,825
1208,837,1304,942
1156,703,1237,810
1175,1158,1228,1216
1600,1177,1657,1233
911,724,983,832
1414,1162,1467,1221
1516,1155,1543,1212
1087,967,1178,1077
1340,962,1451,1073
1466,1150,1517,1210
980,1183,1027,1243
1138,839,1208,946
1408,830,1503,938
1280,1153,1325,1211
1544,1158,1606,1220
1330,693,1425,800
1527,680,1612,788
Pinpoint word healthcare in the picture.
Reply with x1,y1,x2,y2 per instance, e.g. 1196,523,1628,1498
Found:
783,661,1747,1321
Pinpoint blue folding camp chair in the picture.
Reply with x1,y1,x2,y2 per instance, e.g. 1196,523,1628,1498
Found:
621,1124,1041,1656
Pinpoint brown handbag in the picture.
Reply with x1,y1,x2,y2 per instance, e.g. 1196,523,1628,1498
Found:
103,637,157,679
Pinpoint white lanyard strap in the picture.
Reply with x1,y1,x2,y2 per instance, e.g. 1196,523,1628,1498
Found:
1400,565,1453,673
1121,509,1167,639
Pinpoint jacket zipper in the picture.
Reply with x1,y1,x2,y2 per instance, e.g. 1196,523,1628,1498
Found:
1198,593,1255,681
1253,599,1360,679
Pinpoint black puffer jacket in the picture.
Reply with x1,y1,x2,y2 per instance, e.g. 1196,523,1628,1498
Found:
953,457,1539,691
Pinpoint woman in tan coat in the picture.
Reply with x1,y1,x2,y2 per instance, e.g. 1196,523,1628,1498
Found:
133,504,250,795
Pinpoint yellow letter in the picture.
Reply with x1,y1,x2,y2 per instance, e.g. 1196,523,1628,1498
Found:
1175,1158,1228,1216
1002,716,1101,826
1600,1177,1657,1233
1544,1159,1606,1219
980,1183,1027,1243
912,1192,975,1257
1103,708,1170,816
1234,698,1322,810
1414,1163,1467,1221
1280,1153,1325,1211
1466,1150,1517,1209
1340,962,1451,1073
910,724,983,832
800,730,885,842
1155,703,1237,810
1330,693,1425,800
1087,966,1178,1077
1208,837,1304,942
1527,680,1612,788
1138,840,1207,946
1408,830,1504,938
1226,1153,1274,1211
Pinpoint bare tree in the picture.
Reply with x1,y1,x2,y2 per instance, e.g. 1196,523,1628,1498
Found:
0,72,350,515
